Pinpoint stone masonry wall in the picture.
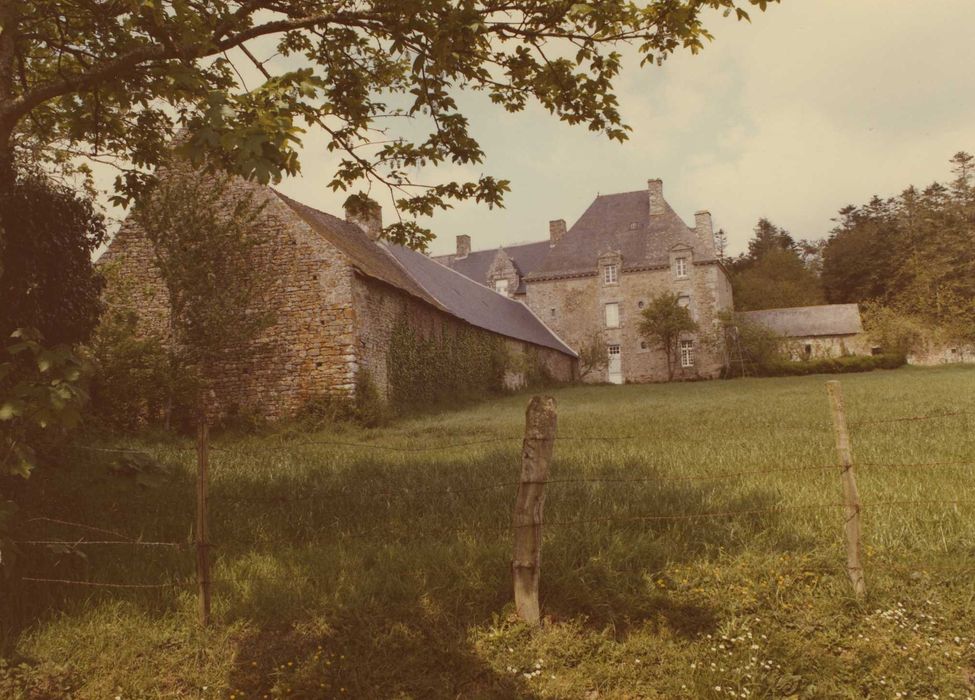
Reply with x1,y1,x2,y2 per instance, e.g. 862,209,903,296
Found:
526,261,732,382
100,172,358,421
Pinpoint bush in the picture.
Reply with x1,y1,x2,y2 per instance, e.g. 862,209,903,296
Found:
711,312,786,378
860,303,929,356
752,353,906,377
295,371,387,429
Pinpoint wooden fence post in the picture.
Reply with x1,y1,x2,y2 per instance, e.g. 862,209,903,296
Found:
512,395,557,625
826,380,866,597
195,418,212,626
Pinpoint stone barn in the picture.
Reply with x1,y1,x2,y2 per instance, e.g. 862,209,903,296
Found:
437,179,734,383
100,170,577,421
737,303,868,359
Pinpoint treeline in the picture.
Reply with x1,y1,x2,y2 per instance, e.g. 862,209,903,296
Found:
726,151,975,342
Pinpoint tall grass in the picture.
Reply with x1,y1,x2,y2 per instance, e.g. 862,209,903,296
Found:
3,365,974,698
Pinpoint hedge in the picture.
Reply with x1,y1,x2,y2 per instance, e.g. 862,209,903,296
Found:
747,353,906,378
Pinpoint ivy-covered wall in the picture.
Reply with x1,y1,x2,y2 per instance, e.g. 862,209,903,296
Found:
351,273,576,412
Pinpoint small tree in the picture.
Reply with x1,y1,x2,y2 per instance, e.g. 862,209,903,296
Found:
132,171,273,424
577,332,609,380
638,292,698,380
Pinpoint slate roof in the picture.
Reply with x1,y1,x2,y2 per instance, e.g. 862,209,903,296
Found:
527,190,715,280
737,304,864,338
433,240,552,293
274,192,576,357
385,245,576,356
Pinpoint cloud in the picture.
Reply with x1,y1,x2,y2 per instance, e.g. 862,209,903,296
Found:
93,1,975,259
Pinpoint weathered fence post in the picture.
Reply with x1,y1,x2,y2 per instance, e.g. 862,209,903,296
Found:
512,395,557,625
826,380,866,597
195,418,212,626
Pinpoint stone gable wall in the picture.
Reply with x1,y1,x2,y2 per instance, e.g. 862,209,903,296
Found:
486,250,520,297
100,174,358,421
525,261,732,382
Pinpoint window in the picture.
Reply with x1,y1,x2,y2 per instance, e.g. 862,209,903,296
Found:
604,302,620,328
549,307,556,319
679,339,694,368
494,279,508,294
637,300,644,309
603,263,619,285
804,344,813,357
675,257,688,278
639,340,648,351
677,294,690,308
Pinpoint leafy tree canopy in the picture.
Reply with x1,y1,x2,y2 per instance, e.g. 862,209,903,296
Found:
0,170,106,344
729,218,822,311
0,0,777,251
820,151,975,337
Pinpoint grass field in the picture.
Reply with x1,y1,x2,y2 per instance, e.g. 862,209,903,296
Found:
3,365,975,698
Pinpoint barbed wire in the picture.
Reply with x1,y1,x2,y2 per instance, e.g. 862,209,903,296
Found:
15,539,186,548
858,460,974,470
26,516,137,541
851,410,975,427
75,434,641,458
20,576,186,589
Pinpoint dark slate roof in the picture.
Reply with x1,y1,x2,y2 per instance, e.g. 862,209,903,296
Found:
274,192,576,357
738,304,864,338
526,190,714,280
385,244,576,356
433,240,553,293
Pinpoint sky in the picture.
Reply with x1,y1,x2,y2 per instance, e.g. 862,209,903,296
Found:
93,1,975,258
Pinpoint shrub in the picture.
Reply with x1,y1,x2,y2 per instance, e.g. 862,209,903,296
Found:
755,353,906,377
860,303,930,356
710,311,785,378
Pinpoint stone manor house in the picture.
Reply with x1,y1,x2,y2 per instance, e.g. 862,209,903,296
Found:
436,179,733,383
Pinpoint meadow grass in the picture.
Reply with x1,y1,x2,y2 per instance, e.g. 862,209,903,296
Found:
3,365,975,698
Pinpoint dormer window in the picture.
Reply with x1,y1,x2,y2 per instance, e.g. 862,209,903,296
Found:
494,279,508,294
675,257,688,278
603,263,619,285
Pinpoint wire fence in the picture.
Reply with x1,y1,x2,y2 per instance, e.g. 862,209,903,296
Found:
13,387,975,619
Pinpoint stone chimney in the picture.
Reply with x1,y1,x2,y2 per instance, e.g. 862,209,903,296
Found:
549,219,567,246
695,210,715,255
456,234,471,259
648,178,664,216
344,197,383,241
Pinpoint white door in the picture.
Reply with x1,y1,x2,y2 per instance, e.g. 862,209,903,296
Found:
607,344,623,384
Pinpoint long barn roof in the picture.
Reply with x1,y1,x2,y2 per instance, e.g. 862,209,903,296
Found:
274,192,576,357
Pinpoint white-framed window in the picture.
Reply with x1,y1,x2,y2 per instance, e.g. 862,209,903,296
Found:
603,263,619,285
677,294,690,308
604,302,620,328
680,339,694,368
675,257,688,278
494,279,508,294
